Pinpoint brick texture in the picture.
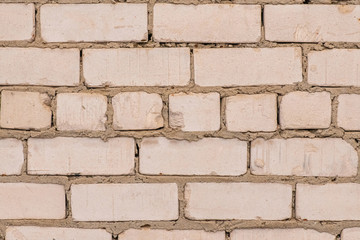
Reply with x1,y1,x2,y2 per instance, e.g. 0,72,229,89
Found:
231,229,335,240
118,229,225,240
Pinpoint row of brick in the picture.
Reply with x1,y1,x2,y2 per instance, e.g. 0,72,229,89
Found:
2,4,360,43
0,137,357,176
1,47,360,87
1,182,360,221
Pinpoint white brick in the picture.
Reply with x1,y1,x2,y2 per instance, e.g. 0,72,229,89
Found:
28,137,134,175
296,183,360,220
112,92,163,130
84,48,190,87
194,48,302,86
251,138,358,177
56,93,107,131
0,139,24,176
337,94,360,130
0,91,52,130
0,183,65,219
41,4,147,42
118,229,224,240
71,183,178,221
6,226,112,240
308,50,360,87
265,5,360,42
280,92,331,129
169,92,220,131
226,94,277,132
153,4,261,43
140,137,247,176
0,48,79,86
185,183,292,220
0,4,34,41
232,229,335,240
342,228,360,240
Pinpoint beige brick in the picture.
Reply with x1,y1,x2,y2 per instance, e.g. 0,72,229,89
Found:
83,48,190,87
140,137,247,176
232,229,335,240
0,139,24,176
226,94,277,132
56,93,107,131
185,183,292,220
112,92,163,130
308,50,360,87
342,228,360,240
0,183,65,219
28,137,134,175
265,5,360,42
41,4,147,42
0,48,79,86
153,4,261,43
0,4,34,41
296,183,360,220
6,226,112,240
118,229,224,240
169,93,220,131
280,92,331,129
0,91,52,130
337,94,360,130
251,138,358,177
194,48,302,86
71,183,178,221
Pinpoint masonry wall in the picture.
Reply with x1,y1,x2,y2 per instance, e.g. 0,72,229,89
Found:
0,0,360,240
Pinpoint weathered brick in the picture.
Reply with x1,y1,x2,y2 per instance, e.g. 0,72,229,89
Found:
83,48,190,87
185,183,292,220
231,229,335,240
337,94,360,130
118,229,225,240
225,94,277,132
296,183,360,220
169,92,220,131
71,183,178,221
0,183,65,219
112,92,163,130
194,48,302,86
280,92,331,129
56,93,107,131
140,137,247,176
28,137,134,175
41,4,147,42
0,91,52,130
342,228,360,240
0,139,24,176
153,4,261,43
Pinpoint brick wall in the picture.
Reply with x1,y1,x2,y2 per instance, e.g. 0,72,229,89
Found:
0,1,360,239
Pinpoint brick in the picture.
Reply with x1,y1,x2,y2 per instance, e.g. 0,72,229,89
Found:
0,91,52,130
56,93,107,131
118,229,224,240
41,4,147,42
185,183,292,220
0,48,79,86
308,49,360,87
337,94,360,130
71,183,178,221
342,228,360,240
0,183,65,219
28,137,134,175
0,139,24,176
6,226,112,240
169,92,220,131
112,92,163,130
265,5,360,42
194,48,302,86
280,92,331,129
83,48,190,87
0,4,34,41
232,229,335,240
153,4,261,43
140,137,247,176
225,94,277,132
296,183,360,220
251,138,358,177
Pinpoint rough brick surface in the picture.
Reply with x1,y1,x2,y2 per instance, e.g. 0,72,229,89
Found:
231,229,335,240
0,139,24,176
118,229,225,240
337,94,360,130
342,228,360,240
